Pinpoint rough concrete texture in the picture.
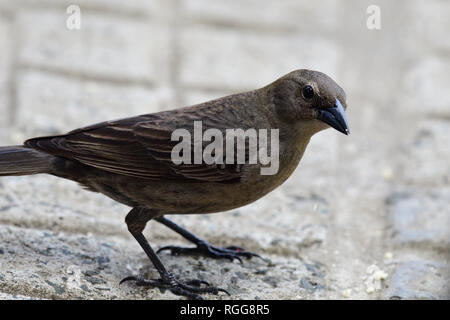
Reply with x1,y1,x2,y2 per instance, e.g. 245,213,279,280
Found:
0,0,449,300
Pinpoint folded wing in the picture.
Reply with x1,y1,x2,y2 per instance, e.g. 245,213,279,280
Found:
25,108,249,183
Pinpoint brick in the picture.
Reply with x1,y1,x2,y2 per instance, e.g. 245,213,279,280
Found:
385,260,449,299
386,188,450,248
15,70,175,136
332,0,425,103
403,0,450,53
179,26,340,90
400,58,450,116
180,0,339,33
18,9,171,84
401,119,450,186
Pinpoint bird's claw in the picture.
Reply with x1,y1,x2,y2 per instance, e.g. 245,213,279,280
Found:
120,274,229,299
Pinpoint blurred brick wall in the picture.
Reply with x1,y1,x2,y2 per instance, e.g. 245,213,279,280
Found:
0,0,448,299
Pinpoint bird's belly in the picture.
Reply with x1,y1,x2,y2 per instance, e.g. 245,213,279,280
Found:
112,160,301,215
86,140,307,214
129,179,278,214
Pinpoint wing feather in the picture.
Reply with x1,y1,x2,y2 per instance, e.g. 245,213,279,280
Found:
25,106,250,183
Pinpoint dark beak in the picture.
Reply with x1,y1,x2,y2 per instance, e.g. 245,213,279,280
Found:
317,98,350,135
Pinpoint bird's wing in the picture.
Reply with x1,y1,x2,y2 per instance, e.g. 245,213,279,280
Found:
25,109,248,183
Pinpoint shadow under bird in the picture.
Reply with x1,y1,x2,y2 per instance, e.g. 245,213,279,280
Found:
0,69,349,299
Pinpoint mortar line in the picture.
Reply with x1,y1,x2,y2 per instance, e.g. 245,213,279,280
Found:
17,63,156,88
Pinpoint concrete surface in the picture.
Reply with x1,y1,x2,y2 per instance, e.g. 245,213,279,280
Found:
0,0,449,299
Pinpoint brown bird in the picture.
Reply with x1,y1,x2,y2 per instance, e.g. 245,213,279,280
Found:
0,69,349,299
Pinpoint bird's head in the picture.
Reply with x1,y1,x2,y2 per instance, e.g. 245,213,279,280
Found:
268,69,349,136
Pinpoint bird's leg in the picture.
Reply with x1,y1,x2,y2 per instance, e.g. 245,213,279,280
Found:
120,208,229,299
155,216,265,263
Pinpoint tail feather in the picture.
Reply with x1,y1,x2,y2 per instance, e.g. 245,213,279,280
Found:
0,146,54,176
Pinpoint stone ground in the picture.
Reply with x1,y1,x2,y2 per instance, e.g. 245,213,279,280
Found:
0,0,448,300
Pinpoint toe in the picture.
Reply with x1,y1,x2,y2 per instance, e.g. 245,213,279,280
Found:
185,279,210,287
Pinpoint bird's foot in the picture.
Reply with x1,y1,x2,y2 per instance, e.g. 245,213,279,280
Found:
120,273,229,300
157,241,265,264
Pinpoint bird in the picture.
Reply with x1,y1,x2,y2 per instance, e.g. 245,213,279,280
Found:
0,69,349,299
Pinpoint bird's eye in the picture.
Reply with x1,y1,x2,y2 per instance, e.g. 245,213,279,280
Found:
302,85,315,99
